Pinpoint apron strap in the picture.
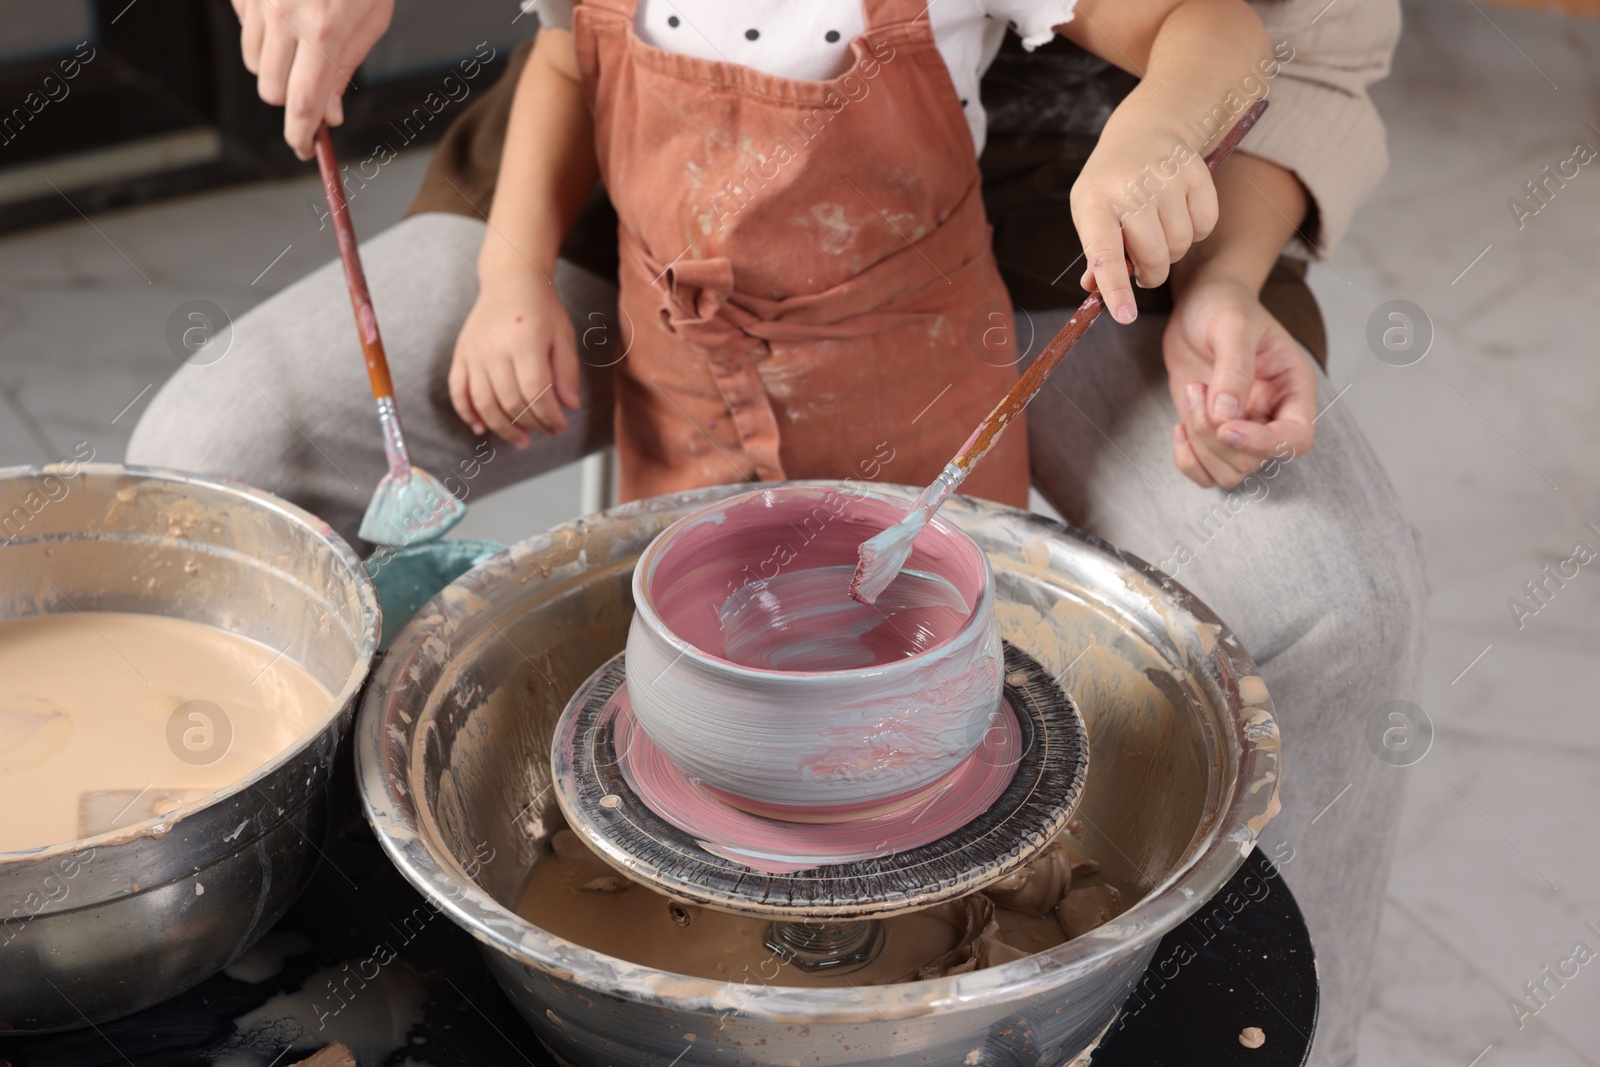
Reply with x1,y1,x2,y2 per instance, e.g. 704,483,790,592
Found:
860,0,936,30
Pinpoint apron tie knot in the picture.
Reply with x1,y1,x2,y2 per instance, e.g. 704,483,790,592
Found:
651,254,759,360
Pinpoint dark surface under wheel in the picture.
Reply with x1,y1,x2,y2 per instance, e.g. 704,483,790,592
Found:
0,807,1315,1067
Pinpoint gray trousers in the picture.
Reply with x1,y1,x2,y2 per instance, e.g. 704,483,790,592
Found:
127,212,1427,1066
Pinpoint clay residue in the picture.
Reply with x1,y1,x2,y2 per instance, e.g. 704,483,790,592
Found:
515,827,1126,986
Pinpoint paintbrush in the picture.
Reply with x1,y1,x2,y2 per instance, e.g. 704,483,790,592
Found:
312,123,466,547
851,100,1268,604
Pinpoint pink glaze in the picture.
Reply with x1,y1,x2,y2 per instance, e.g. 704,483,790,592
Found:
648,488,987,673
610,684,1022,874
625,487,1004,812
716,565,968,671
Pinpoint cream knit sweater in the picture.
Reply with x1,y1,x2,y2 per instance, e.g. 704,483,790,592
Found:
1247,0,1401,254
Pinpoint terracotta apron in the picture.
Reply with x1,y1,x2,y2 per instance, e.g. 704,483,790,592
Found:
573,0,1030,506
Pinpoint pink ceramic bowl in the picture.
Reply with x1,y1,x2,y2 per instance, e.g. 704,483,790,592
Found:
625,485,1003,815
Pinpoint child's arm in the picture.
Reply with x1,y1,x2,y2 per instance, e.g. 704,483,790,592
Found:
1056,0,1272,327
449,28,597,447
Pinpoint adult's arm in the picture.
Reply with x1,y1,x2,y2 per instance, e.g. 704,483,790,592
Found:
233,0,395,159
1240,0,1402,254
1159,0,1401,486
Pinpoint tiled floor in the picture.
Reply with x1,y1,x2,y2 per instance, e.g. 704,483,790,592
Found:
1,1,1595,1064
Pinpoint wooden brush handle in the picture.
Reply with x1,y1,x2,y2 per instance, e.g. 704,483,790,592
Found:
313,124,395,401
954,99,1268,475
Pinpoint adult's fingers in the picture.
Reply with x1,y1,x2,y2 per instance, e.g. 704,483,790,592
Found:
1216,416,1314,460
1205,307,1255,424
1173,425,1216,488
254,11,297,107
239,0,264,74
282,46,348,159
1263,336,1321,429
1190,436,1258,488
1181,381,1258,487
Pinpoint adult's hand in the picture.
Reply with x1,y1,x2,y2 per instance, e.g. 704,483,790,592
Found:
1163,276,1316,488
233,0,394,160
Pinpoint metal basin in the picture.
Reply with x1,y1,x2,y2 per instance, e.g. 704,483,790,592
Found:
0,463,379,1033
357,482,1281,1067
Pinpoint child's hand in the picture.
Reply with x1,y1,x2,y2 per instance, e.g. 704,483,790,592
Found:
449,281,580,448
1071,122,1220,324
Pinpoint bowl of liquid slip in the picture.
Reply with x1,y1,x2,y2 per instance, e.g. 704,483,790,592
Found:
0,462,379,1033
624,485,1003,816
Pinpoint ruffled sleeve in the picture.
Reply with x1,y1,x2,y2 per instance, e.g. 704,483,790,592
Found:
988,0,1081,51
530,0,575,31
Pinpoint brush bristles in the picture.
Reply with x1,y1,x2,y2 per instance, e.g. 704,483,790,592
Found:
850,537,913,605
359,467,467,547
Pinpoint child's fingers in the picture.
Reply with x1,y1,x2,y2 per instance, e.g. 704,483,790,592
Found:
511,352,567,435
1121,209,1173,289
484,362,534,448
553,327,583,411
468,366,526,448
448,357,486,436
448,361,476,435
1187,176,1220,243
1157,195,1195,266
1073,203,1137,323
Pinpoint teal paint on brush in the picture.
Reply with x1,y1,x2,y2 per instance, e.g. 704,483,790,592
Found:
850,461,965,605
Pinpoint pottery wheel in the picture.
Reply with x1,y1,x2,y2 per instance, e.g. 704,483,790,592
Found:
551,642,1089,921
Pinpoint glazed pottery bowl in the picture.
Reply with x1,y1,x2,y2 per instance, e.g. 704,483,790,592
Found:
624,486,1003,813
0,463,379,1033
356,482,1283,1067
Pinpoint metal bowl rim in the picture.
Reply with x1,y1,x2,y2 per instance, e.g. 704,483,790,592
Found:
357,482,1281,1020
0,461,381,864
